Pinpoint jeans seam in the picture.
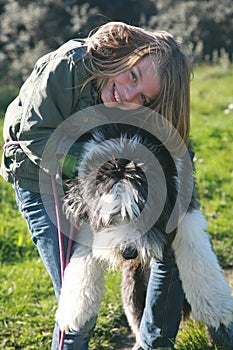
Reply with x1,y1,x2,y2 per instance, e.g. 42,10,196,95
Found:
161,264,174,337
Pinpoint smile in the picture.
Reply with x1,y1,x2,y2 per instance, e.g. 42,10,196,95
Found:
113,84,121,103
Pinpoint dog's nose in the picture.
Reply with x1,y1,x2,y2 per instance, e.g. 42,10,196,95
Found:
121,246,138,260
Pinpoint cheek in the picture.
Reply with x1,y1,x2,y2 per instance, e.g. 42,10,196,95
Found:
100,81,110,101
101,79,112,94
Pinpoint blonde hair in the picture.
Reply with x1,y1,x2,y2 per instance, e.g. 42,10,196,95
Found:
84,22,191,145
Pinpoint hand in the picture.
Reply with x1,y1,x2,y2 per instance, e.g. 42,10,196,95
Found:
58,154,78,178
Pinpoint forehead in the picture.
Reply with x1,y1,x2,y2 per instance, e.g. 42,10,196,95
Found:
136,55,157,71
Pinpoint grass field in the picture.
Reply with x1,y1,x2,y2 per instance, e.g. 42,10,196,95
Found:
0,63,232,349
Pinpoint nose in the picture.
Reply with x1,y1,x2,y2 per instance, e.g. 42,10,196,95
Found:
121,246,138,260
123,86,138,103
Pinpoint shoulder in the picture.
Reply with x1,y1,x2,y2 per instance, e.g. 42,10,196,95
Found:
55,39,88,63
29,39,90,89
35,39,88,69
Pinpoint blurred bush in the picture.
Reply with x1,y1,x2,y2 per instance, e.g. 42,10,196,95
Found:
0,0,157,84
0,0,232,86
148,0,233,64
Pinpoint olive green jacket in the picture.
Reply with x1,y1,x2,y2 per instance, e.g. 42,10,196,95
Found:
1,39,110,193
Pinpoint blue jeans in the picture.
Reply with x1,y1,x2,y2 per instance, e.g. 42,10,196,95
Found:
139,249,184,349
14,186,97,350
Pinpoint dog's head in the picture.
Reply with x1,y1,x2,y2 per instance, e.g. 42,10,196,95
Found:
63,123,180,261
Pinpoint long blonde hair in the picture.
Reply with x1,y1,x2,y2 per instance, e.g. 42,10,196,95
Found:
84,22,191,145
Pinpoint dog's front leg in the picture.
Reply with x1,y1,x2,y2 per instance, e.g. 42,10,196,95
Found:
172,209,233,330
56,244,105,333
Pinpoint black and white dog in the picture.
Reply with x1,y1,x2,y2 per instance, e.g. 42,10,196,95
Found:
56,123,233,348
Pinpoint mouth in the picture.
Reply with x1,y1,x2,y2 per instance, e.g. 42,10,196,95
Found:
112,84,122,104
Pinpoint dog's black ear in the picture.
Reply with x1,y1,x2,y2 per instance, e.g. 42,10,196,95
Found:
121,246,138,260
62,178,88,226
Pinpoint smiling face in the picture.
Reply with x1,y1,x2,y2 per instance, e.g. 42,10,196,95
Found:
100,55,161,110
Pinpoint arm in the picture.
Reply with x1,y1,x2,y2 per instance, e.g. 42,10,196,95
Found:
17,55,81,175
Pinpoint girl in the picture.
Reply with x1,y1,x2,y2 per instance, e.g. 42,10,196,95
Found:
1,21,223,350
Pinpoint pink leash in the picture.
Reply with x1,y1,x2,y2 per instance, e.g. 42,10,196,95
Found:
3,141,73,350
51,175,74,350
3,140,22,151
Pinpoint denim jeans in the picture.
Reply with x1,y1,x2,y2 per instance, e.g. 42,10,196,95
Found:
14,186,97,350
139,249,184,349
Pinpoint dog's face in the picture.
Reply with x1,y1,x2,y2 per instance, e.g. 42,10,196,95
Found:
94,158,148,227
90,157,149,259
63,137,149,259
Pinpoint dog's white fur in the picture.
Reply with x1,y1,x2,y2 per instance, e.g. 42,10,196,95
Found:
57,242,105,333
56,208,233,333
173,209,233,329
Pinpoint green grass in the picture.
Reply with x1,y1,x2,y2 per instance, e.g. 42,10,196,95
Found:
0,259,127,350
0,63,233,349
0,259,55,349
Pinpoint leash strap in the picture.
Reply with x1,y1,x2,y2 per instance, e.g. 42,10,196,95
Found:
3,140,21,151
51,176,66,282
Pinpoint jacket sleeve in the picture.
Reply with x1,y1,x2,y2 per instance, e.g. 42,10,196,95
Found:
17,55,83,174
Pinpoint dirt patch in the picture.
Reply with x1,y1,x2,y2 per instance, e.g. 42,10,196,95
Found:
223,268,233,288
114,332,136,350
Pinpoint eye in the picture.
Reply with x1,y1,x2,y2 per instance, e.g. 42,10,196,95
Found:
131,71,137,82
140,94,147,105
131,71,147,105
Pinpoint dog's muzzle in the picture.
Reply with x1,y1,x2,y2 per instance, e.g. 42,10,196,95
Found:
121,246,138,260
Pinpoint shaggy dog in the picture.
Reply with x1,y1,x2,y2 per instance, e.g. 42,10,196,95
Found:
56,123,233,348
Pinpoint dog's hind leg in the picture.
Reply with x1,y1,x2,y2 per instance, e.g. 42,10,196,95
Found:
56,244,105,333
121,260,150,343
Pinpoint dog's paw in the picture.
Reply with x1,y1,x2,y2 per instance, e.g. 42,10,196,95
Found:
56,306,80,333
